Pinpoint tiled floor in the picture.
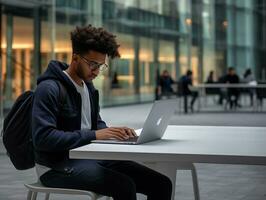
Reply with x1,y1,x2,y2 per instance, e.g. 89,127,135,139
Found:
1,102,266,200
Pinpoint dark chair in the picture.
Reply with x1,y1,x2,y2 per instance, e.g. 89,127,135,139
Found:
256,82,266,110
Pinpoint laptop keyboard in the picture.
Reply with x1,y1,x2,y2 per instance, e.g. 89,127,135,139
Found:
123,136,139,142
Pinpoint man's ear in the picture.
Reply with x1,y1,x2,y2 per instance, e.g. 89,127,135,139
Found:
72,54,79,63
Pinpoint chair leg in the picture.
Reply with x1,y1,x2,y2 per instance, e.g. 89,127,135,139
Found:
26,190,33,200
179,96,182,114
31,192,38,200
191,165,200,200
45,193,50,200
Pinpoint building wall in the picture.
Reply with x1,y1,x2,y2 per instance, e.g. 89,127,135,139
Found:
0,0,265,112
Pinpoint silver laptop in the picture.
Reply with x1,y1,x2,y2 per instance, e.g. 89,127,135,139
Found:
91,99,176,145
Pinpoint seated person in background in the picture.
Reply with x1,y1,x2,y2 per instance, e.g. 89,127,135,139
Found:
206,70,215,83
243,69,255,83
205,70,219,95
242,68,256,106
224,67,240,109
158,70,175,98
217,73,227,105
179,70,198,113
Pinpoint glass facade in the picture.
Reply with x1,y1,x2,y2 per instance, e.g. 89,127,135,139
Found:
0,0,266,114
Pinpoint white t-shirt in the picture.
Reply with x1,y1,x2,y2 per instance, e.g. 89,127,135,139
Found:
36,71,92,177
63,71,92,130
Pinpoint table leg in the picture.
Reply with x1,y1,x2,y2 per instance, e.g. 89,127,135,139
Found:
142,162,200,200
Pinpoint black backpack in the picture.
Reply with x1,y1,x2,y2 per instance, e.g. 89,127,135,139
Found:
2,81,66,170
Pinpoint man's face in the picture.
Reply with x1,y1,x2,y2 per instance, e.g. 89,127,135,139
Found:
75,50,107,81
229,69,235,75
163,71,169,76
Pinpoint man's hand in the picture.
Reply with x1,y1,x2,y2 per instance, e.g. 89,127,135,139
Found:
95,127,137,141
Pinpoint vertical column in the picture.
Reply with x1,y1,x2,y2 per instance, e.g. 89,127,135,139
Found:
14,49,22,97
0,5,3,123
175,39,180,80
153,38,159,70
247,2,255,73
226,3,236,70
187,30,192,71
5,13,13,104
170,0,180,80
153,37,160,100
33,6,41,88
86,0,102,27
24,49,31,91
133,36,140,100
203,0,216,80
49,0,56,60
192,0,203,83
262,0,266,80
145,62,149,85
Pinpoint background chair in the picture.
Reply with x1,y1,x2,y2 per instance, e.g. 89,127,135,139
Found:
256,81,266,111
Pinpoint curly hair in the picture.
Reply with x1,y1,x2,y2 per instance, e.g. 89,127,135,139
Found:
70,25,120,59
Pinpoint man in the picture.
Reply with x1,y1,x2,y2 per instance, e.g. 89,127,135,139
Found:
179,70,198,113
159,69,175,98
217,73,227,105
32,25,172,200
224,67,240,109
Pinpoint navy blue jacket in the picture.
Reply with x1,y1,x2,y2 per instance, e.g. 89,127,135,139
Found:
32,60,107,170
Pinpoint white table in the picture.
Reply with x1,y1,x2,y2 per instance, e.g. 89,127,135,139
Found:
196,83,266,88
193,83,266,111
70,125,266,200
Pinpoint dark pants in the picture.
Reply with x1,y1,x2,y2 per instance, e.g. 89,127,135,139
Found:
227,89,240,109
244,89,254,106
218,88,227,105
184,91,198,113
40,160,172,200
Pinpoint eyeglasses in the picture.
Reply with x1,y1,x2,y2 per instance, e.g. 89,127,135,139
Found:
79,55,108,71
